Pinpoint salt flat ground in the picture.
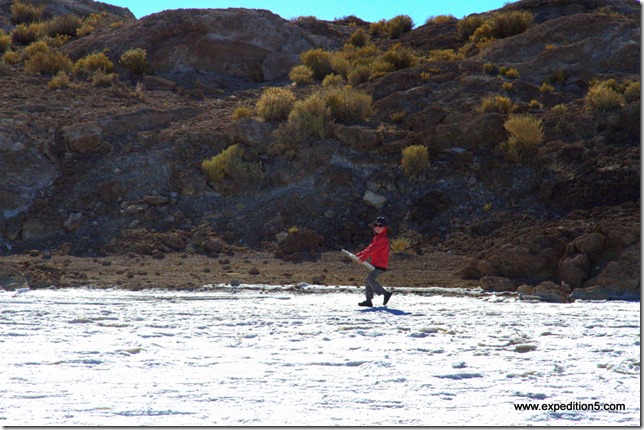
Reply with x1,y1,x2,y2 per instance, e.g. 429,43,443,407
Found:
0,286,639,426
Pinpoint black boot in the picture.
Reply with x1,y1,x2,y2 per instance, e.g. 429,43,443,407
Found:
383,291,392,306
358,299,373,307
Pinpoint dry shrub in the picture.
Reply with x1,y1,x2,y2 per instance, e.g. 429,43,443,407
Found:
232,106,252,121
428,49,464,61
500,114,543,163
288,64,314,86
457,15,485,42
91,70,117,86
329,53,351,78
25,47,73,75
488,11,533,39
425,15,456,25
11,23,40,45
479,95,516,114
539,82,555,93
256,87,296,121
483,63,498,74
73,52,113,78
322,73,344,87
120,48,149,75
391,237,412,253
585,81,625,111
201,144,264,185
299,48,332,80
401,145,429,177
3,50,21,64
48,71,70,89
42,14,82,37
11,0,44,24
0,31,12,53
348,27,369,47
347,63,371,86
381,43,418,69
623,80,640,103
502,67,520,78
386,15,414,39
369,19,387,37
77,13,107,37
322,86,373,123
287,94,331,140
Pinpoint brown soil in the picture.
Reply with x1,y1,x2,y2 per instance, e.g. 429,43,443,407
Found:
3,248,476,292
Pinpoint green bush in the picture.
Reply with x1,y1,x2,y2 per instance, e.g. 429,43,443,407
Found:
299,48,332,80
401,145,429,177
479,95,516,114
289,64,314,85
120,48,149,75
386,15,414,39
585,81,625,111
322,86,373,123
500,114,543,163
256,87,296,121
73,52,113,77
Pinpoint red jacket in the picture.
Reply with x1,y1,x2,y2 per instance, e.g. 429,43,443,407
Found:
356,228,390,270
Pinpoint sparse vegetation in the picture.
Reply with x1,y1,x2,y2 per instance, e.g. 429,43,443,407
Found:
256,87,296,121
500,114,543,163
501,67,520,79
428,49,464,62
42,14,82,38
425,15,456,25
386,15,414,39
623,80,640,102
348,27,369,47
479,95,516,114
401,145,429,177
391,237,412,253
11,0,44,24
539,82,555,93
381,43,418,70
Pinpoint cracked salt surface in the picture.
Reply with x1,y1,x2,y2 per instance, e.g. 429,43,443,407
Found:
0,285,639,426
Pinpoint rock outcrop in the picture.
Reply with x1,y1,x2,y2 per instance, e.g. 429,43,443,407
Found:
63,8,327,85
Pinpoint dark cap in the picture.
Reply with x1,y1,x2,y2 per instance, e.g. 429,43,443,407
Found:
373,216,388,226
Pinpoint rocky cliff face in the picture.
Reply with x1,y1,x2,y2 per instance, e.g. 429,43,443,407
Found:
0,0,640,299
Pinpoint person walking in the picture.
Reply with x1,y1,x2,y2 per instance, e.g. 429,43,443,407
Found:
354,216,393,307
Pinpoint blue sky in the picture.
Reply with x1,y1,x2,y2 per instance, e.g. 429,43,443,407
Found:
101,1,515,25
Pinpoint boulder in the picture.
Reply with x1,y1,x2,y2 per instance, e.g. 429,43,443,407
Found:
332,123,381,150
275,228,323,262
572,232,605,262
533,281,570,303
63,8,324,82
558,252,590,289
363,190,387,210
581,244,640,300
61,123,104,153
480,275,515,292
63,212,83,232
227,118,275,147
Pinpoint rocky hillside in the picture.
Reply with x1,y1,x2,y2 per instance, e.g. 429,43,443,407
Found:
0,0,640,300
